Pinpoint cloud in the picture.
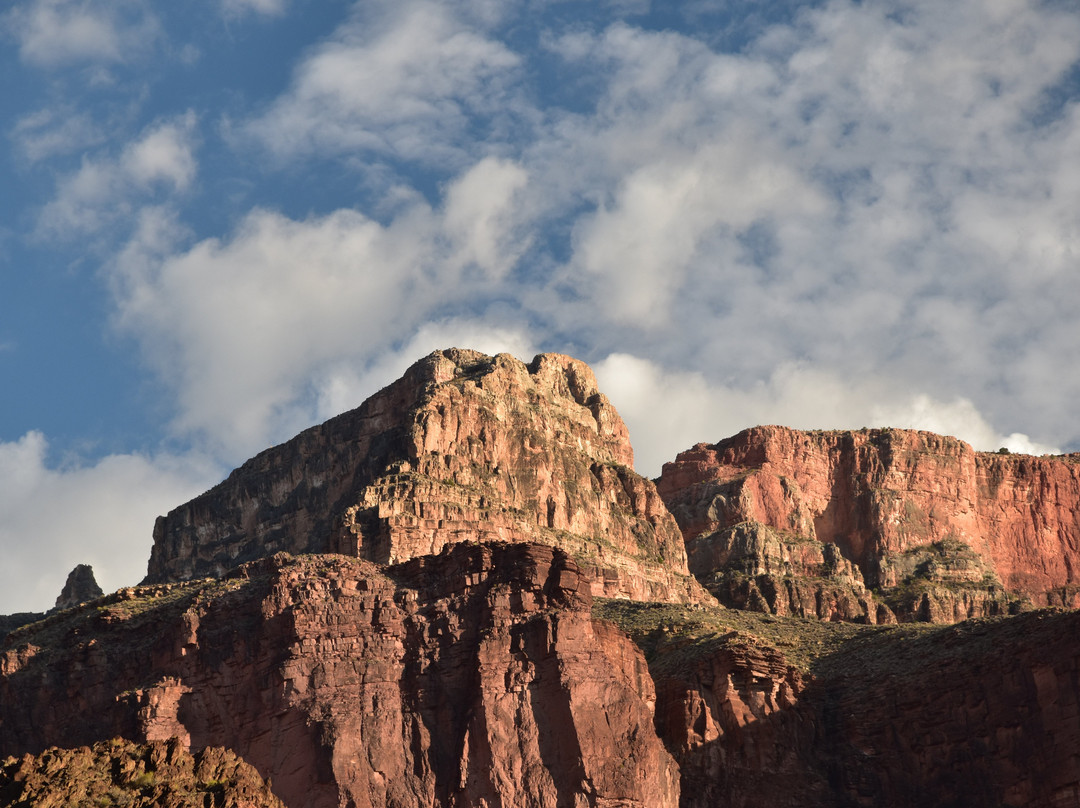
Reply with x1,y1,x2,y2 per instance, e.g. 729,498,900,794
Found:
0,431,219,614
243,0,520,166
11,106,105,163
110,156,532,462
36,112,198,239
517,1,1080,454
4,0,160,68
442,156,531,278
312,319,535,422
102,0,1080,469
594,353,1061,478
221,0,287,19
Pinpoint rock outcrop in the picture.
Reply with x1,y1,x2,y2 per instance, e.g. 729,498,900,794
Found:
1,543,679,808
0,737,284,808
658,426,1080,620
55,563,104,611
598,600,1080,808
147,349,704,604
4,353,1080,808
685,521,885,623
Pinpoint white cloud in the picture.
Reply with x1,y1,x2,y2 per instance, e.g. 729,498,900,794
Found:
594,353,1060,478
870,396,1060,456
5,0,160,68
312,320,535,422
442,156,531,278
109,155,532,462
11,106,104,163
0,432,219,614
222,0,287,19
244,0,520,165
36,113,198,239
123,117,198,190
514,1,1080,455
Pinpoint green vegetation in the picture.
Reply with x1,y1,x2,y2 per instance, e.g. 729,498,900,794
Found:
593,597,1047,682
594,598,880,675
4,575,253,656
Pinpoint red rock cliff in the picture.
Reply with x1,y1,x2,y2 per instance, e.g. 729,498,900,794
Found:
658,426,1080,612
147,349,704,603
1,543,680,808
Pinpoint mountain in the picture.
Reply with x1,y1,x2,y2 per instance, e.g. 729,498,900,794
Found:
146,349,704,604
658,426,1080,622
2,349,1078,807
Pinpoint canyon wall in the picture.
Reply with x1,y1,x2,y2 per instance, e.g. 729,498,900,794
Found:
147,349,704,603
1,543,679,808
658,426,1080,619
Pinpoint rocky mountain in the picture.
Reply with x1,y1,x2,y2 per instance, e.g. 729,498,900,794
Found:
2,350,1079,807
147,349,704,604
658,425,1080,621
55,563,104,611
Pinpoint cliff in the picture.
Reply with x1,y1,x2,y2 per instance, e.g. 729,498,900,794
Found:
1,544,678,808
598,600,1080,808
147,349,704,604
3,353,1080,807
658,426,1080,620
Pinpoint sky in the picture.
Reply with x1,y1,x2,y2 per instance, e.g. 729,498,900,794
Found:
2,0,1079,614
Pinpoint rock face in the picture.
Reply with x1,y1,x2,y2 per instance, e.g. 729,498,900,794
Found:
5,353,1080,808
814,609,1080,808
55,563,104,611
1,544,679,808
147,349,704,604
599,600,1080,808
658,426,1080,620
685,521,885,623
652,635,826,807
0,737,284,808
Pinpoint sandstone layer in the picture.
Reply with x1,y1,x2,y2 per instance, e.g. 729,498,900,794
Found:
658,426,1080,619
147,349,703,603
1,543,679,808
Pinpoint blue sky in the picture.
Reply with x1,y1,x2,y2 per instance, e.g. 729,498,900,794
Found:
3,0,1079,613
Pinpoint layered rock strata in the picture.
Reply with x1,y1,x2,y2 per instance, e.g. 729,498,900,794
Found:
658,426,1080,619
147,349,704,603
1,543,679,808
688,521,888,623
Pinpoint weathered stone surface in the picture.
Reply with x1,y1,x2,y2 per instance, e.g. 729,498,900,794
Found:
658,426,1080,620
813,608,1080,807
600,600,1080,808
147,349,705,603
55,563,104,611
1,543,679,808
688,521,883,623
0,737,284,808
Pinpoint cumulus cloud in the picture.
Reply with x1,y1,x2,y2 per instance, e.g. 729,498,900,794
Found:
244,0,520,166
312,319,535,422
100,0,1080,468
4,0,160,68
36,113,198,239
109,155,532,462
594,353,1061,478
521,1,1080,454
0,432,219,614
